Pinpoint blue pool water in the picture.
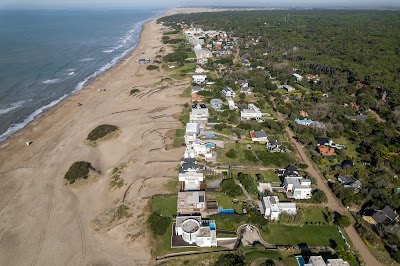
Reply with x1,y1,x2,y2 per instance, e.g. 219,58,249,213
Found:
210,223,216,230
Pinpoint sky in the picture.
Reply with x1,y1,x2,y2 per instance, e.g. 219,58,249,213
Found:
1,0,400,9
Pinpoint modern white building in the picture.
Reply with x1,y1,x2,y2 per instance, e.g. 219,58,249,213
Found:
175,216,217,247
293,73,303,81
185,123,200,144
192,75,207,84
222,87,236,98
262,196,296,220
184,140,213,159
177,191,206,214
300,255,350,266
284,177,312,199
179,172,204,191
241,103,262,120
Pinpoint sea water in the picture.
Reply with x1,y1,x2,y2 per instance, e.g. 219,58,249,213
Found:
0,9,162,141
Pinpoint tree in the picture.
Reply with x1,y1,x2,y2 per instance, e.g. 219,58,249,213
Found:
220,178,243,197
239,93,246,100
336,215,351,228
215,252,245,266
311,189,328,203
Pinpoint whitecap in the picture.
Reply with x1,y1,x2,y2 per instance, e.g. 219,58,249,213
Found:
68,72,75,76
78,58,95,62
102,49,114,53
42,78,62,84
0,100,27,116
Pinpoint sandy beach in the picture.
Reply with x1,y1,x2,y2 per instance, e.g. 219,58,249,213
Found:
0,11,197,265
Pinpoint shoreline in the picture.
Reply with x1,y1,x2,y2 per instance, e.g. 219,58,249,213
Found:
0,14,156,143
0,10,189,265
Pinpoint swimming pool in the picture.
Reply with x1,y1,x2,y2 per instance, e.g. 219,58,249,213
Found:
295,255,305,266
209,223,216,230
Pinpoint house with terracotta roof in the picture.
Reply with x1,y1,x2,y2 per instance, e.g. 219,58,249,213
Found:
317,145,336,156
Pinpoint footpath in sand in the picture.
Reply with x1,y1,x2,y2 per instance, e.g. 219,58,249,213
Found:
0,19,189,265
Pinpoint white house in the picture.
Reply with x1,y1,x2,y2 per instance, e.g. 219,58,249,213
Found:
175,216,217,247
262,196,297,220
222,87,236,98
250,130,268,143
284,177,312,199
241,104,262,120
185,123,200,144
184,141,213,159
179,172,204,191
193,75,207,84
293,73,303,81
190,104,209,128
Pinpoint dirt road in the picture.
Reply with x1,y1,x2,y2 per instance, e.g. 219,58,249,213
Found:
273,104,382,266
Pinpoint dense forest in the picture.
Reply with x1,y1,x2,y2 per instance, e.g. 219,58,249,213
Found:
160,10,400,261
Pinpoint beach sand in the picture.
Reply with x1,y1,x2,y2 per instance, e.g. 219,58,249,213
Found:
0,14,192,265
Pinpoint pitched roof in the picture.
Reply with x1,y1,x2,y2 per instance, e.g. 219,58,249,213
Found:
253,130,267,139
316,137,331,146
382,206,398,221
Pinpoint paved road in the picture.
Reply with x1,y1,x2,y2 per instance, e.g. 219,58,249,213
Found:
271,101,381,266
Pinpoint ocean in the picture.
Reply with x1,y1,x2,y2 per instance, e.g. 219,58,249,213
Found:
0,9,162,141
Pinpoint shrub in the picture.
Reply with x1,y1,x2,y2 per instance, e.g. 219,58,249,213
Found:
87,124,119,141
214,252,245,266
146,65,159,70
147,212,171,236
64,161,94,183
130,88,140,95
311,189,328,203
225,149,237,158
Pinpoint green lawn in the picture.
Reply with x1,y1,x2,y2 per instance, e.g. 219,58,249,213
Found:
173,137,184,148
302,206,332,224
334,137,359,159
243,246,298,266
150,195,177,217
178,62,196,73
217,142,266,165
213,193,244,214
263,224,345,247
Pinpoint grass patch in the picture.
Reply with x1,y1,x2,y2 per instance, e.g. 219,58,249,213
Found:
263,224,345,247
178,62,196,73
181,86,192,98
173,137,185,148
87,124,119,141
302,206,333,225
214,193,244,214
146,64,159,70
150,195,177,217
110,167,124,189
334,137,359,159
64,161,94,184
